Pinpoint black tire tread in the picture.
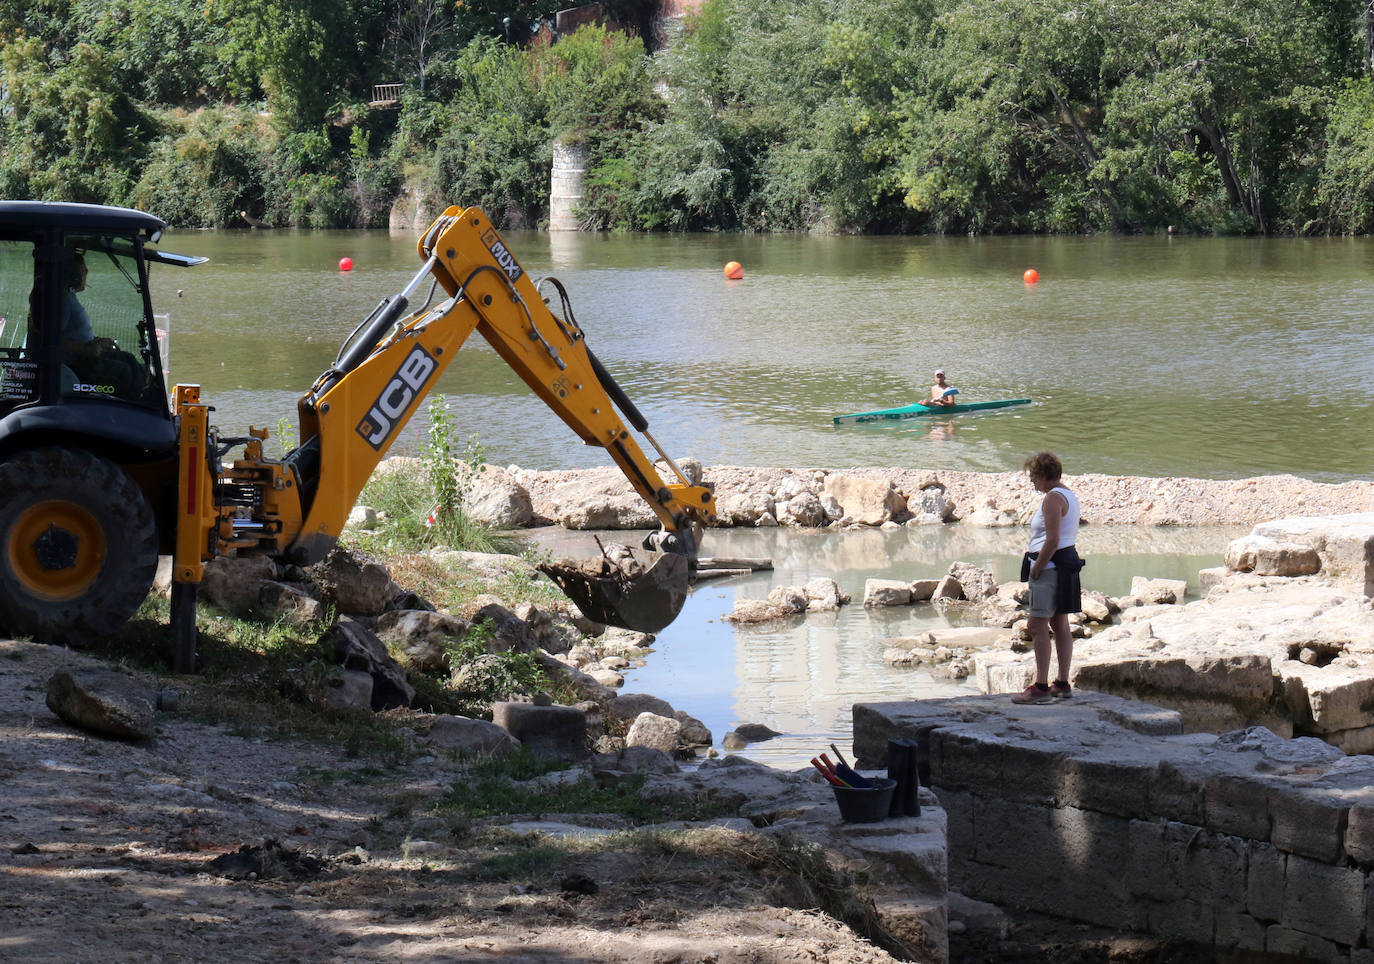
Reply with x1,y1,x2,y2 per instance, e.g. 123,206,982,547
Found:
0,448,159,643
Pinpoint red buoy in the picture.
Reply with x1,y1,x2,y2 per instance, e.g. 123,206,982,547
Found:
339,257,354,272
1023,268,1039,284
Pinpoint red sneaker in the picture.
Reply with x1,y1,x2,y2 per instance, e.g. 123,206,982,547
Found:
1051,680,1072,699
1011,683,1054,705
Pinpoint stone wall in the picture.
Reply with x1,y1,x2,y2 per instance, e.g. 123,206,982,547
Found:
854,692,1374,961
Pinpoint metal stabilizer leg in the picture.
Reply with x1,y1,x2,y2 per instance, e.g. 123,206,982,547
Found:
171,581,199,674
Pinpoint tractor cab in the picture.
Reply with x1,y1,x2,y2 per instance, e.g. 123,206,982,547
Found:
0,201,204,458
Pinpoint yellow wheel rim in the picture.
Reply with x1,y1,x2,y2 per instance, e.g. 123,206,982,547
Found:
6,501,106,601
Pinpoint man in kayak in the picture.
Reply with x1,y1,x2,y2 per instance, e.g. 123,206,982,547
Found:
921,369,959,407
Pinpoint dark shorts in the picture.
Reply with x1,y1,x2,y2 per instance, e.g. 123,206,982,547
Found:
1022,547,1084,616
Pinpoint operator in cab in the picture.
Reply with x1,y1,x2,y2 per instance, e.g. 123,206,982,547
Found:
60,249,147,399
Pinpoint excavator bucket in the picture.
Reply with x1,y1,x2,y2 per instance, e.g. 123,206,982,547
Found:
537,550,690,634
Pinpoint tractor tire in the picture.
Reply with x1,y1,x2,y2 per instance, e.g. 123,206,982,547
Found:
0,448,159,644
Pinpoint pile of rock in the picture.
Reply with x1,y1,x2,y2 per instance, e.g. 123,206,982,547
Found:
510,462,1374,530
150,542,727,763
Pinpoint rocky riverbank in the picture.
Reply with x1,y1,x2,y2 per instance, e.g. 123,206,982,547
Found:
462,461,1374,531
8,465,1373,963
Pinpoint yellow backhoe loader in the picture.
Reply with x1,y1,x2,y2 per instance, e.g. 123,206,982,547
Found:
0,201,716,671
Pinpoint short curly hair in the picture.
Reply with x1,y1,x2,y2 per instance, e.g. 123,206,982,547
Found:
1023,451,1063,481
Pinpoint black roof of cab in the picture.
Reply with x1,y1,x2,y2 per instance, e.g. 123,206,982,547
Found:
0,201,167,239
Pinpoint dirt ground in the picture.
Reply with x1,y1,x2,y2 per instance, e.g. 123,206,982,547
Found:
1,639,912,964
3,638,1294,964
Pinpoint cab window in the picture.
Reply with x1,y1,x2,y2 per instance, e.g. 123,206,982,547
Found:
59,235,158,402
0,239,39,405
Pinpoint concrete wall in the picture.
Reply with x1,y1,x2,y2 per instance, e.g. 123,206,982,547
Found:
854,692,1374,961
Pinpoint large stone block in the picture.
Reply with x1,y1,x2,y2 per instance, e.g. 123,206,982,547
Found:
1126,819,1173,902
822,473,906,526
969,795,1051,872
1282,854,1365,946
1055,754,1154,819
1269,785,1349,863
939,789,974,873
995,739,1066,805
973,652,1034,695
1326,726,1374,755
929,727,1004,794
1204,773,1272,841
1345,803,1374,866
848,827,949,895
1149,758,1209,825
1265,924,1343,962
1147,895,1215,944
1214,908,1266,953
1074,652,1273,704
1224,534,1322,576
1045,806,1136,928
1174,825,1248,909
1246,840,1285,923
1284,661,1374,735
1253,513,1374,597
864,578,913,607
491,702,588,762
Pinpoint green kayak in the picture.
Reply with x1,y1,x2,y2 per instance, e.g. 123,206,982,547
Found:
833,398,1032,425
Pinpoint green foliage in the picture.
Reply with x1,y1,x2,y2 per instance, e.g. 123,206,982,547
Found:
432,36,552,226
897,0,1355,234
1314,79,1374,234
353,420,509,557
445,617,546,708
0,36,150,202
3,0,1374,235
422,394,492,548
438,748,742,823
130,108,272,227
77,0,233,104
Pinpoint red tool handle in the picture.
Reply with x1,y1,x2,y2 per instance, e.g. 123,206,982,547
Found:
811,757,846,787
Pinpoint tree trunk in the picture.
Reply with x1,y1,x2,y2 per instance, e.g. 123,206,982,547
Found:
1195,110,1246,211
1367,1,1374,76
1048,86,1123,231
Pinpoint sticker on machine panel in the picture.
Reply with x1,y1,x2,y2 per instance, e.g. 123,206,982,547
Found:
1,361,38,401
480,228,524,283
355,345,438,450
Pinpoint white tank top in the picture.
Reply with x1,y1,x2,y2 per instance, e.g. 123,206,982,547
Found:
1028,486,1080,566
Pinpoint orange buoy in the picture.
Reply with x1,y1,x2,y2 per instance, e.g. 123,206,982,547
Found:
723,261,744,280
1023,268,1039,284
339,257,354,272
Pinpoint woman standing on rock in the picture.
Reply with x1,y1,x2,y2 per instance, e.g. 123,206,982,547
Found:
1012,451,1085,705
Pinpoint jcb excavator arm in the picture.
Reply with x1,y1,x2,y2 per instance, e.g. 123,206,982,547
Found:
171,206,715,668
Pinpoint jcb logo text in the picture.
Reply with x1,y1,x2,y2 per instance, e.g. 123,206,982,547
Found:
355,346,437,450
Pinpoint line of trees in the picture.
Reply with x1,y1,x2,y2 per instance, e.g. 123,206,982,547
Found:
4,0,1374,234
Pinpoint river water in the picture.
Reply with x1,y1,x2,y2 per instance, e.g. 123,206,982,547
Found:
157,226,1371,767
162,227,1374,482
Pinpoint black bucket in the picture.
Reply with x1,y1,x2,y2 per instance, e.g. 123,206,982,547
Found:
831,777,897,823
